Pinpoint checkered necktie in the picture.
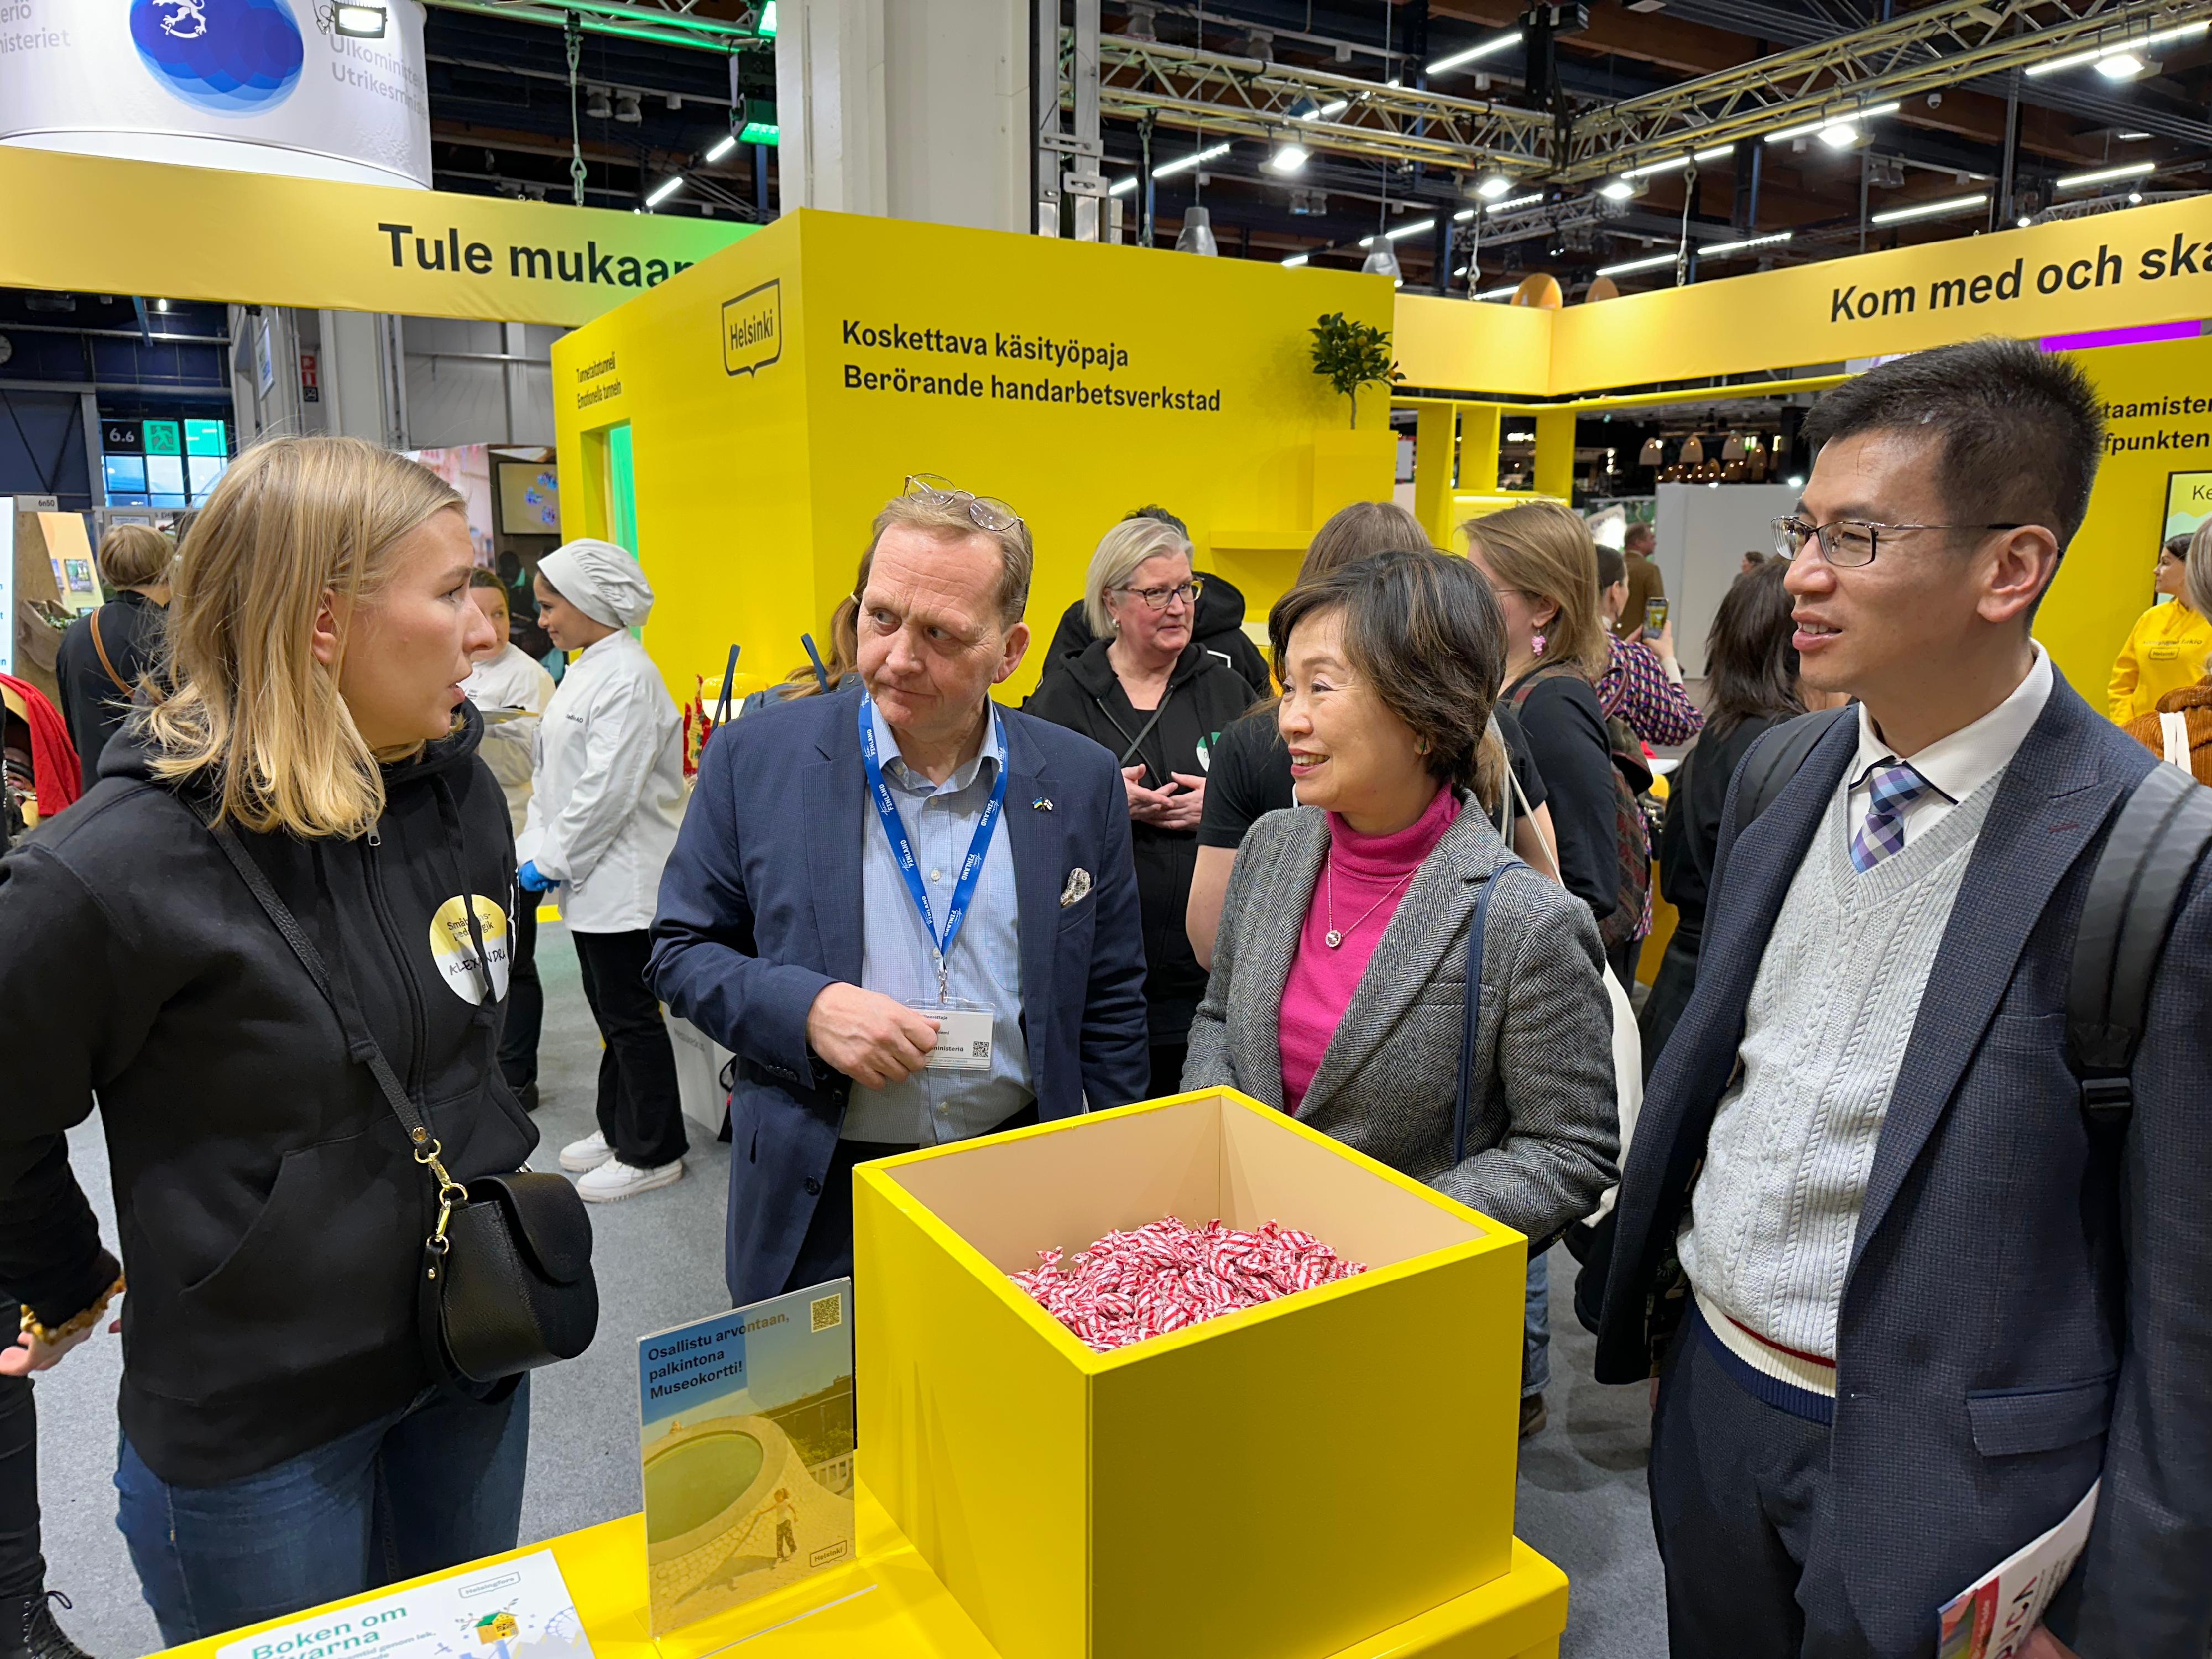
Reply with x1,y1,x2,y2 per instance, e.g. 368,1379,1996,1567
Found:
1850,759,1938,873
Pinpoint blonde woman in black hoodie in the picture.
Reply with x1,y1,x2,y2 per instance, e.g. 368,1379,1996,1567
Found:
0,438,542,1645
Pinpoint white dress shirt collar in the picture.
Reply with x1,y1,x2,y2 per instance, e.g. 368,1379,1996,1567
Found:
1852,641,2053,802
867,697,1005,796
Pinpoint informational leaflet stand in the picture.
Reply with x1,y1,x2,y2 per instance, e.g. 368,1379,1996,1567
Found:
212,1550,589,1659
1936,1483,2099,1659
637,1280,857,1636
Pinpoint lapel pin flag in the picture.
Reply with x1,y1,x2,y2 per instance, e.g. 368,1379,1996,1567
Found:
1032,796,1053,811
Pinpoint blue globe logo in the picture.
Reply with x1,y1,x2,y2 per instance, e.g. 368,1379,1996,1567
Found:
130,0,305,116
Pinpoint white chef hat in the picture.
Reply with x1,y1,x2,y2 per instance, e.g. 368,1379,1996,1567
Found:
539,538,654,629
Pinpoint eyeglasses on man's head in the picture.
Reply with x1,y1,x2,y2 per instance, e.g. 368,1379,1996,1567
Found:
904,473,1024,535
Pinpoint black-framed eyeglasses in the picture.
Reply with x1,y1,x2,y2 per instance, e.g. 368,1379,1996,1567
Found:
904,473,1024,534
1771,515,2026,569
1114,578,1204,612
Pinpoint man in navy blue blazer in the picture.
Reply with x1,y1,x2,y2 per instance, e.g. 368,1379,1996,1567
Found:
649,478,1150,1306
1599,341,2212,1658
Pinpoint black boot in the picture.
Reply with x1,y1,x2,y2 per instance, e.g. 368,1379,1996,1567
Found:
2,1593,91,1659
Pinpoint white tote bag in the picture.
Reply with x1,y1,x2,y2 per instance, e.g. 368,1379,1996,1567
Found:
1499,763,1643,1222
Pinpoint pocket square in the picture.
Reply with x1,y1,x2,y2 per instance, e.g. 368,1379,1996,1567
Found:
1059,868,1093,908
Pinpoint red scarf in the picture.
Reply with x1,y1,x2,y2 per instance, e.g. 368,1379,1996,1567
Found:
0,672,84,816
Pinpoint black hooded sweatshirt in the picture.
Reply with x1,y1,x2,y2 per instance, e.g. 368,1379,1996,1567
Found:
0,704,538,1486
1024,639,1258,1046
1041,573,1273,699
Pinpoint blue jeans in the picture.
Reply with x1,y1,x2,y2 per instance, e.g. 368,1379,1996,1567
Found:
116,1378,529,1647
1524,1251,1550,1397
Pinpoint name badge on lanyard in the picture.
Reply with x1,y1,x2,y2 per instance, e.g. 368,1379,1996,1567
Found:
859,694,1008,1061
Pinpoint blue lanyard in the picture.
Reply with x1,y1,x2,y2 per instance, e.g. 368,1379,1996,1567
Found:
859,693,1008,1000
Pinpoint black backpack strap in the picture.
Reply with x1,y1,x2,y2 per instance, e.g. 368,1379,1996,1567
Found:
1730,706,1855,839
2066,763,2212,1126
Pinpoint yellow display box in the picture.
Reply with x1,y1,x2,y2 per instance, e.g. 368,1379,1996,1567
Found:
152,1478,1566,1659
855,1088,1530,1659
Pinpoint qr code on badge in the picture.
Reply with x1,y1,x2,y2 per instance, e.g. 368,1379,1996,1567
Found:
971,1040,990,1058
810,1292,843,1333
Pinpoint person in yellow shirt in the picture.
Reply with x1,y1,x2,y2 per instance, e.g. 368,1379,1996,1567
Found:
2107,531,2212,723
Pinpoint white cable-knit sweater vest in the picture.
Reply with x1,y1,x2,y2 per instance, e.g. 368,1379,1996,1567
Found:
1678,774,2000,1373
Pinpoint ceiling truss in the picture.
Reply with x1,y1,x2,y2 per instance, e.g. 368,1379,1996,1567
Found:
1089,0,2212,190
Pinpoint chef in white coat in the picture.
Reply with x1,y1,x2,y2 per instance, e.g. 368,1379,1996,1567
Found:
462,570,557,1108
517,538,690,1202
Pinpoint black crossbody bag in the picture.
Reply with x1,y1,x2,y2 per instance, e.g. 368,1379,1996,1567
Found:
209,823,598,1393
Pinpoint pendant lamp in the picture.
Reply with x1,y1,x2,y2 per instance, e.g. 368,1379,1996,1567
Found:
1175,206,1218,256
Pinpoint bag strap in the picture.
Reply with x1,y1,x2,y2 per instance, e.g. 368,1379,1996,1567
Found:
1093,686,1176,779
87,609,131,695
1729,705,1854,840
1453,860,1528,1166
206,823,470,1216
2065,762,2212,1126
2159,710,2192,771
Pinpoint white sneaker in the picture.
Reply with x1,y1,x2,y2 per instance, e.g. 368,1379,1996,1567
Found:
559,1130,613,1173
576,1157,685,1203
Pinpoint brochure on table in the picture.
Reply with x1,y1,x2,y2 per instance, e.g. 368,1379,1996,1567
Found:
637,1279,857,1636
213,1550,589,1659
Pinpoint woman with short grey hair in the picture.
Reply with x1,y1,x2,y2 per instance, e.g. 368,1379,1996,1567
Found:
1183,547,1617,1430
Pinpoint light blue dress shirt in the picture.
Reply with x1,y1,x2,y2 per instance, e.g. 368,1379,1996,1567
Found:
843,698,1033,1144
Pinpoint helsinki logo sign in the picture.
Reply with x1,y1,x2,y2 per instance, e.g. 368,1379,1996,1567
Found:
130,0,305,116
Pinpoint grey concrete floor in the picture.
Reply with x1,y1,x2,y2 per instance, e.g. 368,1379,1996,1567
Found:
28,924,1665,1658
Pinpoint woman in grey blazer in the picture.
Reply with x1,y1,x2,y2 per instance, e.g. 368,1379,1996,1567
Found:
1183,549,1618,1334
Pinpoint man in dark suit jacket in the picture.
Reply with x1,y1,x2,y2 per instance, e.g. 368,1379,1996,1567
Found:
649,479,1151,1306
1599,340,2212,1658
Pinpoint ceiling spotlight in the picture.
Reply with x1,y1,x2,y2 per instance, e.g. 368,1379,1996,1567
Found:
614,91,643,124
2130,190,2145,204
1819,119,1861,149
2094,49,2145,79
1598,178,1634,201
586,86,613,120
1475,173,1514,200
1175,205,1219,257
332,2,388,35
1269,135,1310,175
154,298,169,312
2028,19,2204,77
2017,215,2033,227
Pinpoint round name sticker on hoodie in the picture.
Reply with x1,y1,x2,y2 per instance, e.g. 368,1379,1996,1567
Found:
429,895,513,1005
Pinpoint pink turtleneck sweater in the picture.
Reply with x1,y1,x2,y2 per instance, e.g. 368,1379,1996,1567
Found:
1280,786,1461,1114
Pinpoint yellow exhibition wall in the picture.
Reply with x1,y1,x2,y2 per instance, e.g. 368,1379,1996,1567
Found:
552,208,1397,702
2047,330,2212,698
1389,196,2212,397
0,148,748,328
1546,198,2212,393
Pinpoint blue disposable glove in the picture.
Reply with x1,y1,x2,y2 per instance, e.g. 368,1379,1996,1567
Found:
518,860,554,893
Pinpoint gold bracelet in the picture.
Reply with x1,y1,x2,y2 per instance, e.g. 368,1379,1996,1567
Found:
18,1274,125,1348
